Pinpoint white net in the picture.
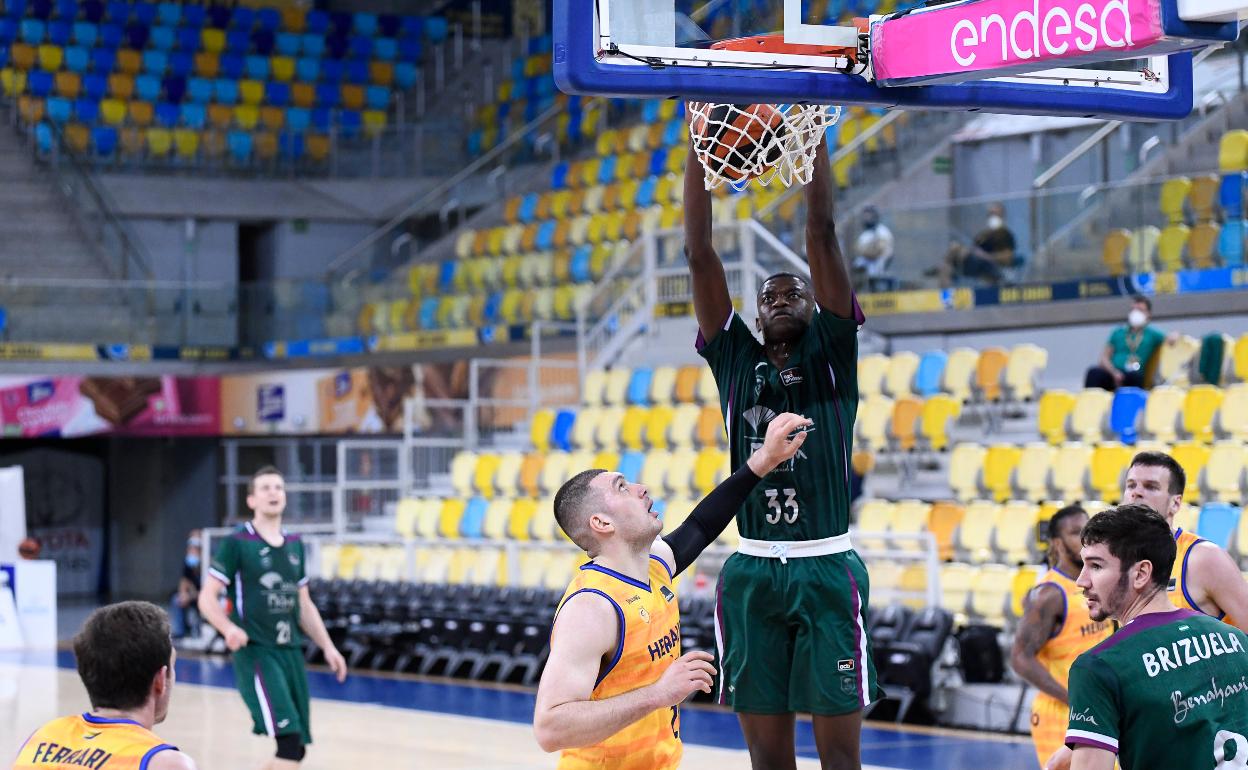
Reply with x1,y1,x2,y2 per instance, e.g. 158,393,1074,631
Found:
688,102,841,191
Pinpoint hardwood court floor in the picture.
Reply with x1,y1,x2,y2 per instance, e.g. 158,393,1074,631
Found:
1,653,1036,769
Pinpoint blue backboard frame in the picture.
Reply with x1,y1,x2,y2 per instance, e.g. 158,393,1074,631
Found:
552,0,1213,120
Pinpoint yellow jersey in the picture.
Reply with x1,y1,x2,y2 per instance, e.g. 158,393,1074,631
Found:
12,713,176,770
1170,528,1236,627
555,555,682,770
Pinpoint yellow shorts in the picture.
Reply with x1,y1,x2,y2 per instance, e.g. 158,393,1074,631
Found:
1030,694,1067,770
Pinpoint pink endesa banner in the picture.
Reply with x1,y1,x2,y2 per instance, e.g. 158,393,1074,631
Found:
871,0,1166,85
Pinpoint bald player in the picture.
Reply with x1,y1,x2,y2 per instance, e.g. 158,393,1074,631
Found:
1123,451,1248,632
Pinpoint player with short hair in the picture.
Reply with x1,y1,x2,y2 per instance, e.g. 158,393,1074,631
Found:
12,601,197,770
1010,505,1113,769
534,412,812,769
198,466,347,769
1045,503,1248,770
1123,451,1248,632
683,134,879,770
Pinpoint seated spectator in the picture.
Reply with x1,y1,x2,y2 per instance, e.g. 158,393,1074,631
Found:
1084,295,1170,391
170,529,201,640
930,202,1017,287
852,206,895,292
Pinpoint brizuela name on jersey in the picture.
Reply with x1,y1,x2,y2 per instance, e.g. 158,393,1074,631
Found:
1141,628,1245,677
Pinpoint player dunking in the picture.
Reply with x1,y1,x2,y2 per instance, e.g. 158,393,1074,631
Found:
1122,451,1248,631
12,601,197,770
1010,505,1113,769
534,413,811,769
198,466,348,769
1047,504,1248,770
684,135,880,769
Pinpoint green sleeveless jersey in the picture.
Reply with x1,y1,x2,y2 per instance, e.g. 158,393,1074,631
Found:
1065,608,1248,770
697,310,859,541
207,522,308,648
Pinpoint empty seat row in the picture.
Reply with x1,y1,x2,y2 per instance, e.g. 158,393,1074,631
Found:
1039,382,1248,447
355,283,593,336
859,344,1047,403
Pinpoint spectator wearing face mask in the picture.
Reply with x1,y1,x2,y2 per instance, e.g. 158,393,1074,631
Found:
170,529,202,640
852,206,895,292
1084,295,1170,391
930,202,1018,287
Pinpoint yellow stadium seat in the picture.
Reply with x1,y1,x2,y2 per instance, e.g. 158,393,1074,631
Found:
99,98,126,126
943,348,979,402
482,500,512,540
1037,389,1075,445
270,55,294,82
1128,226,1160,273
449,451,478,497
696,366,719,405
857,354,888,398
1015,443,1057,501
173,128,198,160
570,406,600,450
855,395,893,452
888,396,923,452
948,443,987,502
473,453,501,498
1101,228,1131,275
1050,443,1093,501
238,79,264,105
1182,384,1224,443
1204,441,1246,503
145,127,172,157
1159,176,1191,224
1170,442,1211,501
918,394,961,452
1004,344,1048,402
1089,442,1134,502
394,498,421,537
335,545,363,578
1190,175,1221,222
517,453,545,499
1,68,26,97
537,452,571,497
1218,383,1248,440
974,347,1009,402
649,366,677,405
995,500,1042,564
1142,385,1186,442
1188,222,1221,268
233,104,259,130
640,449,671,496
438,499,467,539
644,405,674,450
883,351,919,398
1219,129,1248,173
928,501,965,561
692,448,726,495
602,368,632,407
593,406,626,450
695,405,725,448
667,403,700,449
940,562,975,621
970,564,1012,625
982,444,1022,502
529,408,555,452
1157,335,1200,386
363,110,387,136
673,366,700,404
665,449,698,499
582,369,607,406
854,499,895,551
508,499,538,541
890,499,930,552
201,28,225,53
37,43,63,71
620,405,648,451
1010,565,1047,620
1069,388,1113,443
494,453,524,498
1157,225,1189,271
1174,503,1200,536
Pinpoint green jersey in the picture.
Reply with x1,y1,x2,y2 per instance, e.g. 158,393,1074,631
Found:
697,309,859,541
1066,608,1248,770
207,522,308,648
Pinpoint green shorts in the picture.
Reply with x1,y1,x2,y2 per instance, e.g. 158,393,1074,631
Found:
714,549,883,716
232,645,312,745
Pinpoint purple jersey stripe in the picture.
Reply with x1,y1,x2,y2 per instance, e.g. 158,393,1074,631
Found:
1086,608,1199,654
1066,735,1119,754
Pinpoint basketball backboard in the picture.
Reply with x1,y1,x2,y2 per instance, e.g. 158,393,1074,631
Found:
553,0,1243,120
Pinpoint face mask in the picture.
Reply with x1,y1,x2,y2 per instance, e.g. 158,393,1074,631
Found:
987,215,1004,230
185,554,200,568
1127,309,1147,328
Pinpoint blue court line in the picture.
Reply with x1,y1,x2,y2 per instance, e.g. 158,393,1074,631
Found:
13,651,1034,770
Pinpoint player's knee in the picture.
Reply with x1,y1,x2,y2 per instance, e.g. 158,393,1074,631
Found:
275,733,305,762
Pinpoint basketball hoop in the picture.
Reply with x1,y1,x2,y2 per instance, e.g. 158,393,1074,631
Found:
688,102,841,191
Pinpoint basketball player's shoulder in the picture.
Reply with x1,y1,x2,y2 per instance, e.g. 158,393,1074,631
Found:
146,748,198,770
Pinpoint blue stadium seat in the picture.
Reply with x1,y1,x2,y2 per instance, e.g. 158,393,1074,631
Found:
64,45,88,72
309,107,331,132
31,0,52,21
598,155,617,184
1196,503,1240,550
71,21,95,47
55,0,76,21
466,131,481,156
320,58,344,83
551,162,569,189
225,29,249,53
45,96,71,123
34,121,53,154
20,19,46,44
206,4,229,29
278,130,303,159
394,61,417,89
28,70,53,96
627,368,653,405
398,38,421,61
132,2,155,27
186,77,212,103
300,33,324,58
265,81,288,106
345,59,368,84
437,260,456,293
349,35,371,60
168,51,191,77
379,14,400,38
1220,220,1245,267
82,72,105,99
399,16,423,39
126,23,148,50
325,34,348,60
227,130,251,163
0,20,16,46
1222,172,1246,216
148,24,173,50
642,101,661,124
425,17,448,42
461,497,487,538
91,124,116,156
338,109,361,138
142,50,168,76
285,107,309,132
154,100,177,127
618,451,644,481
213,78,238,104
244,55,269,80
646,149,667,178
90,46,114,73
1109,387,1147,444
306,10,330,34
156,2,180,27
276,32,300,57
373,37,397,61
536,220,556,251
181,4,203,29
295,57,320,83
179,102,204,128
48,20,70,45
315,83,338,108
74,96,98,123
104,0,127,23
135,74,160,102
328,11,352,35
483,291,502,324
569,245,591,283
251,28,274,57
176,26,198,52
98,21,121,48
256,8,280,31
219,53,244,80
365,85,388,110
552,410,575,451
636,177,657,208
518,193,538,223
161,75,184,102
419,296,439,329
2,0,25,20
353,12,378,36
229,7,253,31
915,350,948,396
662,119,683,145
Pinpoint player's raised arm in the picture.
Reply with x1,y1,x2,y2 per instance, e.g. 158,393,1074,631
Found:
683,137,733,345
533,592,715,752
1010,584,1071,703
804,140,854,319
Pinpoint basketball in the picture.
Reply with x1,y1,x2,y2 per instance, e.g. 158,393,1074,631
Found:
17,537,40,559
690,103,786,182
